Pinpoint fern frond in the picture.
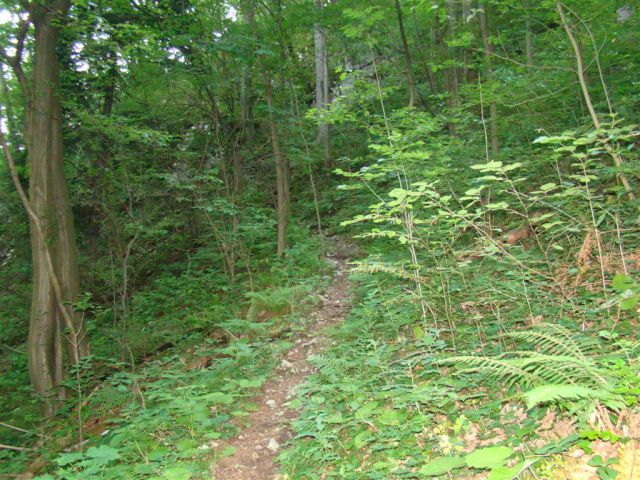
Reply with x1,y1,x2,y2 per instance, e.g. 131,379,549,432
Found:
515,357,583,386
523,384,615,409
441,325,626,411
505,324,598,359
438,355,537,389
515,354,607,386
541,323,601,352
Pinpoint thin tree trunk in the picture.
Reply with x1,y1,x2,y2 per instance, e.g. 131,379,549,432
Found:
314,0,331,168
462,0,475,83
394,0,417,108
436,4,458,133
244,0,288,256
411,10,438,100
479,2,499,155
240,55,254,147
263,79,288,257
525,17,534,66
557,2,633,197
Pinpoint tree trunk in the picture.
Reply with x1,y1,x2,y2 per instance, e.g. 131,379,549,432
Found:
436,3,458,133
557,2,633,197
479,2,499,155
244,0,289,256
314,0,331,168
263,79,288,257
462,0,475,83
525,17,534,66
394,0,417,108
27,1,89,416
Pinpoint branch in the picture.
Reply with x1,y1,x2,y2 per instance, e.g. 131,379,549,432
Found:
0,19,31,99
0,443,28,452
0,421,46,438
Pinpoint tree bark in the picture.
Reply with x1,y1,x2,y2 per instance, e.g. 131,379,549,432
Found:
394,0,417,108
462,0,475,84
525,17,534,66
26,0,89,415
436,3,458,133
314,0,331,168
478,2,499,155
263,79,288,257
244,0,289,256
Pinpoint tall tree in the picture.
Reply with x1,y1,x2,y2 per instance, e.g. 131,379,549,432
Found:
394,0,417,108
1,0,89,415
314,0,331,168
436,2,458,133
478,2,499,155
244,0,289,257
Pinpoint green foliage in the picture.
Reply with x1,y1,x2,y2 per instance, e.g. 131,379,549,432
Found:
440,323,637,411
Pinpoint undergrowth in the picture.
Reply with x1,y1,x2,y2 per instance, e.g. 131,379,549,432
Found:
0,227,331,478
280,269,640,479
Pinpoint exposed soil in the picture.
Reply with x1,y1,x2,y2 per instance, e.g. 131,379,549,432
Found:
211,246,352,480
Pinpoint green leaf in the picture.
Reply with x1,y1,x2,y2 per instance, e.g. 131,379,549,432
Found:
377,408,399,426
148,446,172,461
355,402,379,419
523,384,613,409
620,294,639,311
176,438,199,454
612,274,634,292
353,430,373,449
238,378,263,388
162,465,192,480
220,446,236,457
464,186,486,196
470,161,503,172
588,455,605,467
85,445,121,463
325,413,343,424
55,452,84,466
389,188,409,202
204,392,234,404
465,446,513,469
420,456,466,475
487,461,533,480
485,202,509,211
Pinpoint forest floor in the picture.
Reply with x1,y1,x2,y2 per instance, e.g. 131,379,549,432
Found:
211,244,352,480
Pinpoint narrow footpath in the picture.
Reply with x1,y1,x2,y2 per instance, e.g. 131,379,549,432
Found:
211,247,351,479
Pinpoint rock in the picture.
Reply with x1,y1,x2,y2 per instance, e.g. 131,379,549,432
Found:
266,399,276,408
267,438,280,452
280,359,294,370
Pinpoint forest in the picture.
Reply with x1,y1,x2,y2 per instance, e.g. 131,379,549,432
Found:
0,0,639,478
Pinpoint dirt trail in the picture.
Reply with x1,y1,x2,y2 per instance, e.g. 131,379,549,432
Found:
211,247,351,480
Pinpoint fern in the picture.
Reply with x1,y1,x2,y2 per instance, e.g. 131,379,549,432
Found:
438,324,625,410
523,385,614,410
504,323,600,360
244,285,312,321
